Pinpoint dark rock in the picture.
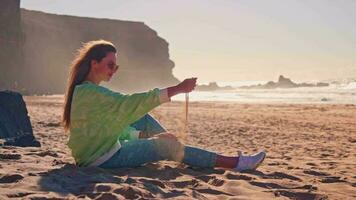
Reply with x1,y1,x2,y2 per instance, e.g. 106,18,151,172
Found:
316,82,329,87
196,82,234,91
240,75,329,89
0,90,40,147
277,75,298,88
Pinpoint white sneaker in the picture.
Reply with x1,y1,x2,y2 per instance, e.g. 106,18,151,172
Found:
235,151,266,172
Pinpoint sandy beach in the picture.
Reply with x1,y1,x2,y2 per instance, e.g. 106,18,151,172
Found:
0,95,355,199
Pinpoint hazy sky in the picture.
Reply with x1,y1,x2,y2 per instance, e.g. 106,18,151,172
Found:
21,0,356,83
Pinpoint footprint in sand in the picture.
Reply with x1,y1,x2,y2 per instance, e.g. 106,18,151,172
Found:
138,178,191,199
274,190,327,200
196,175,225,187
247,171,302,182
320,153,332,158
169,179,200,188
0,153,21,160
306,162,318,166
267,161,289,166
52,159,67,166
138,178,166,189
250,181,286,189
6,191,34,198
303,169,330,177
45,122,61,127
0,174,24,184
112,184,154,199
250,181,324,200
85,193,123,199
320,176,348,184
250,181,318,191
225,172,254,181
25,150,59,158
195,187,234,196
265,172,302,181
37,121,61,127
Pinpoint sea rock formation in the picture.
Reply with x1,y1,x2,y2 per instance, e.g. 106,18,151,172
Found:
196,82,234,91
240,75,329,89
0,0,179,94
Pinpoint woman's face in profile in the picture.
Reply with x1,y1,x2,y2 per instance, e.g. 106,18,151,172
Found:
94,52,118,82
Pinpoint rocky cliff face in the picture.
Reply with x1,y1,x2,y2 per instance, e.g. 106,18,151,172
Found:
1,0,179,94
0,0,23,90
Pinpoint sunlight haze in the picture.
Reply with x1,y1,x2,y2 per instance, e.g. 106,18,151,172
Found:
21,0,356,83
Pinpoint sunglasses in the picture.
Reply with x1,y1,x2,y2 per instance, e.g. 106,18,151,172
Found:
107,63,119,71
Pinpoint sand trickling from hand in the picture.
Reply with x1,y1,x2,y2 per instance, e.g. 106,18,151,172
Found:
176,93,189,141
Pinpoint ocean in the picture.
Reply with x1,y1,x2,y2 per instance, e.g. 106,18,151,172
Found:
171,81,356,104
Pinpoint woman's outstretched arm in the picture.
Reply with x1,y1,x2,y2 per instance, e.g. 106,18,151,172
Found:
167,78,197,98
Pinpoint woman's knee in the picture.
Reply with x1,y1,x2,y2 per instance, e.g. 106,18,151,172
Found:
151,137,184,162
154,132,178,140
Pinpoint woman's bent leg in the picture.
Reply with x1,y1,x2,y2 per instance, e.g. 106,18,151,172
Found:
130,114,166,138
99,139,166,168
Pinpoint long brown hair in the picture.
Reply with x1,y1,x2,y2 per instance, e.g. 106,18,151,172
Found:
62,40,117,132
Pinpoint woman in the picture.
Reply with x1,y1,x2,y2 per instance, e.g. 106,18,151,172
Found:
62,40,266,171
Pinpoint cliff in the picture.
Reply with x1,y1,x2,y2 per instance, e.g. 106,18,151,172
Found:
0,0,23,90
0,0,179,94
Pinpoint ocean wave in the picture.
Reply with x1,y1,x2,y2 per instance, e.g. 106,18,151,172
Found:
341,82,356,89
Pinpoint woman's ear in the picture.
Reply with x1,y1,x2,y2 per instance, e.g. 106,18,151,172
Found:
91,60,99,69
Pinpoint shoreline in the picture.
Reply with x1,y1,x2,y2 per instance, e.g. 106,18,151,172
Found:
24,95,356,105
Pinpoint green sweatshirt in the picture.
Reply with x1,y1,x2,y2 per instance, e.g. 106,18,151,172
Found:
68,81,169,166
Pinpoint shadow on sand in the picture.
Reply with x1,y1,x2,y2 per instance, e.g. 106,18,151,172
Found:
38,162,229,199
37,163,329,199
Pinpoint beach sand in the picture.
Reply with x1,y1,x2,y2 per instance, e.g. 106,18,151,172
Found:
0,96,355,199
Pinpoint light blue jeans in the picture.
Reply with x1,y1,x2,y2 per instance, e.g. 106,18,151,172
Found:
99,114,217,168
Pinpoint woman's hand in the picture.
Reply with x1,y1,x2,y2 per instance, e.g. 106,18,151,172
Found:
177,78,197,93
167,77,197,97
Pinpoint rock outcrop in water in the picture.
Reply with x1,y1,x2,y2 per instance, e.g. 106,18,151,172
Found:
0,0,179,94
240,75,329,89
196,82,234,91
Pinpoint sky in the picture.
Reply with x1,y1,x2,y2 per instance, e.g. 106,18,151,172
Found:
21,0,356,83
